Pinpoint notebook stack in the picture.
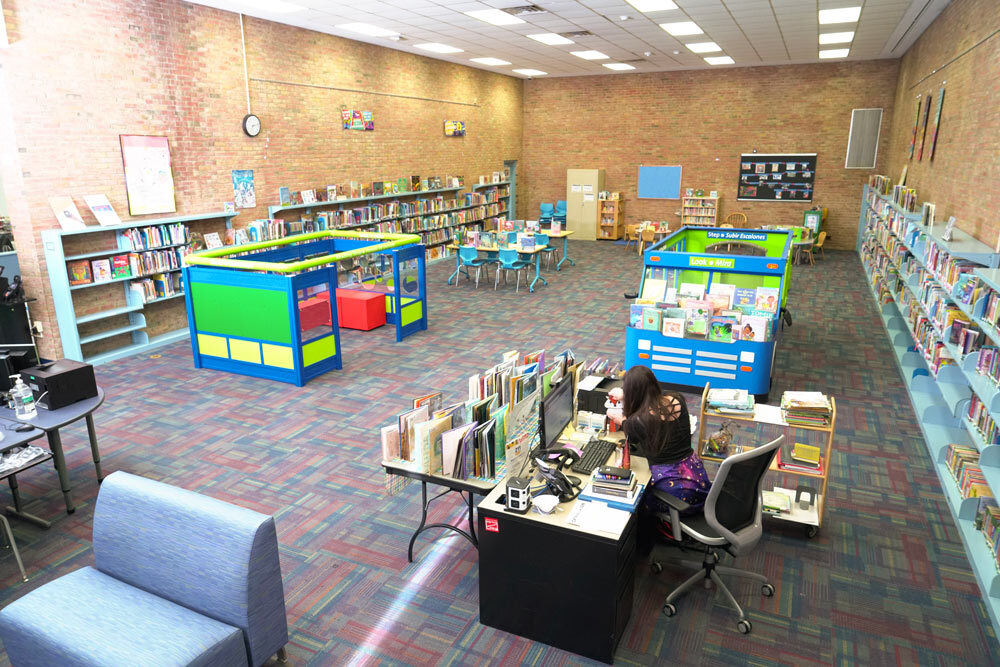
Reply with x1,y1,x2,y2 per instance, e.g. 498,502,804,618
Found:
780,391,832,427
706,388,755,416
591,468,637,498
776,441,823,475
762,490,792,514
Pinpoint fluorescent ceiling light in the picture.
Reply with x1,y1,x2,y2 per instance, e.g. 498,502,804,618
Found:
819,7,861,24
336,22,400,38
239,0,303,12
819,48,849,58
464,9,525,26
470,57,512,66
603,63,636,71
513,68,547,76
704,56,734,65
661,22,703,36
527,33,574,45
571,50,609,60
625,0,678,11
415,43,464,54
685,41,721,53
819,31,854,44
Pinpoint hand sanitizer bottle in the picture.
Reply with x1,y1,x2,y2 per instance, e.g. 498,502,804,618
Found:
9,376,36,420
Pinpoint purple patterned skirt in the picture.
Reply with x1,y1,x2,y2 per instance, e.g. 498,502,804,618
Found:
646,450,711,516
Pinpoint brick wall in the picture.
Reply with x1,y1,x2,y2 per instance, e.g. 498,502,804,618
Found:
885,0,1000,245
0,0,522,359
521,60,899,249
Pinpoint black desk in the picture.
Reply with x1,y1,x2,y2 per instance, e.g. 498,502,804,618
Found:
0,388,105,518
476,452,651,664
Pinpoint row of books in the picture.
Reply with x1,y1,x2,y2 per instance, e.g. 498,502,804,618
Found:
974,497,1000,574
868,174,893,195
476,170,509,185
968,393,1000,446
946,443,993,499
67,247,187,285
130,273,182,304
466,189,508,206
120,223,188,251
780,391,831,427
639,278,781,316
278,175,463,206
891,185,918,212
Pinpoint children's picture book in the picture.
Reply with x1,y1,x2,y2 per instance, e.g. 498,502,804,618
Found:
279,187,291,206
49,196,87,231
301,189,316,204
67,260,93,286
223,201,236,214
641,278,668,302
755,287,780,313
204,232,223,249
234,229,250,245
550,221,562,234
708,283,735,309
707,293,730,314
661,318,685,337
685,302,712,336
708,317,736,343
739,315,770,342
327,185,338,201
679,282,706,299
83,194,122,227
629,304,645,329
91,259,112,282
734,287,756,308
111,255,131,279
642,307,662,331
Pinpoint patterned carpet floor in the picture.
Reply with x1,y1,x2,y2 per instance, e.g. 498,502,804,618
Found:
0,241,996,666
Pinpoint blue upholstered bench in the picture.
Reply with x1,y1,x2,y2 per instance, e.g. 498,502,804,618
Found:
0,472,288,666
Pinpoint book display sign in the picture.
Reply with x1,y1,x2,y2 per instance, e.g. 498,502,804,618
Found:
341,109,374,131
120,135,176,215
737,153,816,202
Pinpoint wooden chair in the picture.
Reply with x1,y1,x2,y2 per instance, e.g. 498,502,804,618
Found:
624,224,640,252
724,212,748,228
638,228,657,254
812,231,827,260
720,224,734,228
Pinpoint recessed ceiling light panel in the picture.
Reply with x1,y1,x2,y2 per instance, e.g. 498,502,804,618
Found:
603,63,636,71
465,9,525,26
819,48,850,58
819,31,854,44
470,57,512,66
661,21,703,36
685,41,721,53
336,22,399,38
704,56,734,65
512,68,547,76
415,43,464,54
571,50,610,60
527,33,574,45
819,7,861,24
625,0,678,11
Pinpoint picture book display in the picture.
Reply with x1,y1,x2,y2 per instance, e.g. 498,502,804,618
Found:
49,196,87,231
83,194,122,227
738,153,816,202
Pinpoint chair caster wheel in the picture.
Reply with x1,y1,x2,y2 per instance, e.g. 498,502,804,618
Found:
650,562,663,574
737,619,752,634
662,603,676,618
806,525,818,538
761,584,774,597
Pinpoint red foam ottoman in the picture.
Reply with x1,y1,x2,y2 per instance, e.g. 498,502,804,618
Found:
336,289,386,331
298,297,330,331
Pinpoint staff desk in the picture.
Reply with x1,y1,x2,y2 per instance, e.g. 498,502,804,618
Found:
0,388,105,517
382,460,503,562
446,244,548,292
543,230,575,270
477,442,651,664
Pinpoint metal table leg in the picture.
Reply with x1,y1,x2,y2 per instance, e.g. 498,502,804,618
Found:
85,414,104,482
407,481,479,562
47,429,75,514
556,236,574,270
528,253,547,292
5,474,50,529
0,515,28,581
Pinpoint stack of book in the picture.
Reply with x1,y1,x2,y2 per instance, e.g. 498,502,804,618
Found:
762,490,792,514
776,441,823,475
590,467,637,499
706,388,754,415
780,391,832,427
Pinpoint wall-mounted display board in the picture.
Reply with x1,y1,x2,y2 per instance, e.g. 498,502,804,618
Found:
737,153,816,202
637,165,682,199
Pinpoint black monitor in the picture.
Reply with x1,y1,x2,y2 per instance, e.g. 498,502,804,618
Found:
539,377,574,450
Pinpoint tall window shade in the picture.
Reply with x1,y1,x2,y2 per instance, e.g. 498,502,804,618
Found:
845,108,883,169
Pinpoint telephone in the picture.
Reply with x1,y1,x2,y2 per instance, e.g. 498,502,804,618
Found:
534,457,582,503
535,446,581,471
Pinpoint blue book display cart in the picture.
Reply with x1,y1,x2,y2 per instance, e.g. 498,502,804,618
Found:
624,227,792,400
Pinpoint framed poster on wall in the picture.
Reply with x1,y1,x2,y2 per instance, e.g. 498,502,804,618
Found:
120,135,176,215
737,153,816,202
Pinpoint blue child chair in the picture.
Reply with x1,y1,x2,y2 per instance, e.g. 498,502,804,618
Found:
495,248,532,293
534,233,558,269
539,203,554,222
554,200,567,223
458,246,494,288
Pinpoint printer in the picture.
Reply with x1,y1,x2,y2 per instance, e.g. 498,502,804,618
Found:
20,359,97,410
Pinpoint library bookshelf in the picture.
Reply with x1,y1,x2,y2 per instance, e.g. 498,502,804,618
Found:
598,198,623,240
43,211,236,364
857,182,1000,636
681,196,719,227
696,384,834,537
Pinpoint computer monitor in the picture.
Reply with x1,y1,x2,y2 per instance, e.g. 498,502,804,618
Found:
539,376,574,450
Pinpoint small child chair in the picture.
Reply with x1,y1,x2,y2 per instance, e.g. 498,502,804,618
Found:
495,248,531,293
554,200,567,223
534,233,558,269
539,203,554,222
458,246,494,288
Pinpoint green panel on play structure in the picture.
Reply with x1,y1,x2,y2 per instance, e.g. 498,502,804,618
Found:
190,282,291,344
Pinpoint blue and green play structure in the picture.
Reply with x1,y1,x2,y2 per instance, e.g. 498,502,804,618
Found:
182,230,427,386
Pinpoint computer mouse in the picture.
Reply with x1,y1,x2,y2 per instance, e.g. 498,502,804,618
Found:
15,424,32,432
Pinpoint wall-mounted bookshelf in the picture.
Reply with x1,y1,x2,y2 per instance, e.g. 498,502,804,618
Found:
857,180,1000,637
42,211,236,364
681,196,719,227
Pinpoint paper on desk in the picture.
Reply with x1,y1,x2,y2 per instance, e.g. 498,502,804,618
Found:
567,500,630,535
578,375,603,391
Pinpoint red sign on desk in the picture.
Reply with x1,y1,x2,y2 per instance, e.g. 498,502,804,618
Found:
484,517,499,533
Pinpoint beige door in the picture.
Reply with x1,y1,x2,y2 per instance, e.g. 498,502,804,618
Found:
565,169,605,241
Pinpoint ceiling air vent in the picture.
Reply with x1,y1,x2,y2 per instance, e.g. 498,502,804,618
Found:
503,5,548,17
561,31,594,39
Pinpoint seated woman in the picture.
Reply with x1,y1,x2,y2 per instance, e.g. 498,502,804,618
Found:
609,366,710,538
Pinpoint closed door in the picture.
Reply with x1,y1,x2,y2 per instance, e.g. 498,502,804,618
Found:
566,169,604,240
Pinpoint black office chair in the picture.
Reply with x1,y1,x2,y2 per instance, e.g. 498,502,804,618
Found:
651,434,783,634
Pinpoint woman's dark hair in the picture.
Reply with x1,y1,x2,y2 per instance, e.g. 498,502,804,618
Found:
621,365,688,460
622,365,662,419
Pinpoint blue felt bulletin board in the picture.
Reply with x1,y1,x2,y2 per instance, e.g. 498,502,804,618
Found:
637,165,682,199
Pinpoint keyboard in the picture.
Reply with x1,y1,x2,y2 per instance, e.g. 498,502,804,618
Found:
571,439,619,475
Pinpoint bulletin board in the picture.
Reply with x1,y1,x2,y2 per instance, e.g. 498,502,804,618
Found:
637,165,682,199
737,153,816,202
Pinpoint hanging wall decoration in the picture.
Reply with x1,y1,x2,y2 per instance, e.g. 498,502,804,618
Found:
907,96,921,160
341,108,374,131
231,169,256,209
929,86,945,161
916,90,932,160
444,120,466,136
120,135,176,215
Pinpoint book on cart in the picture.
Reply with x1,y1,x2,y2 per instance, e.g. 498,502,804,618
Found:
780,391,832,426
706,388,755,415
762,489,792,514
776,443,823,475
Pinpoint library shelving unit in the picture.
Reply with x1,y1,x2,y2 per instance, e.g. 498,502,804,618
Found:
598,197,623,240
681,196,719,226
42,211,236,364
470,181,511,232
857,182,1000,635
697,384,835,537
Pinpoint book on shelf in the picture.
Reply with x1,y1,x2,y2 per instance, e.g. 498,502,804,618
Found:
111,255,131,279
91,259,112,283
67,260,93,286
279,187,291,206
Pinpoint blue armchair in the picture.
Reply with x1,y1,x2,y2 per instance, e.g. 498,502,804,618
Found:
0,472,288,667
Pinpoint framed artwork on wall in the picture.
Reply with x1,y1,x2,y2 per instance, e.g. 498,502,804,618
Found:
444,120,465,136
120,135,176,215
929,87,945,161
907,96,921,160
